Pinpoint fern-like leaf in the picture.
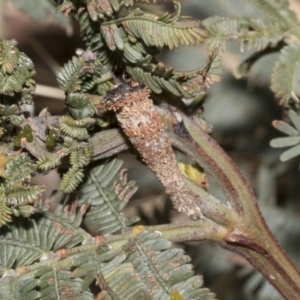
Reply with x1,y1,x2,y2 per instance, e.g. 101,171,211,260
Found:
60,166,85,193
60,116,95,140
2,266,95,300
37,155,62,171
0,201,91,272
271,43,300,105
4,153,33,183
98,254,154,299
0,40,19,74
126,66,181,96
78,159,139,235
0,196,11,226
57,56,85,93
120,16,206,50
66,93,97,120
69,144,93,168
34,267,94,300
0,272,40,300
72,229,216,299
123,230,216,299
4,184,45,206
126,51,222,98
0,40,35,102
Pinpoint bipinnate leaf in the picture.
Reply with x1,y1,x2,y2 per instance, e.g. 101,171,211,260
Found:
0,201,90,272
0,40,35,102
78,159,140,235
0,153,45,224
84,229,217,299
4,153,34,183
0,267,94,300
120,16,206,50
32,267,94,300
0,197,11,227
57,56,85,93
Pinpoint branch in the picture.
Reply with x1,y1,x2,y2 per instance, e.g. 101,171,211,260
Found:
158,103,300,299
21,85,300,297
17,219,228,275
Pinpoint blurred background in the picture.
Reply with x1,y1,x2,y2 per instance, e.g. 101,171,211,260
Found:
2,1,300,299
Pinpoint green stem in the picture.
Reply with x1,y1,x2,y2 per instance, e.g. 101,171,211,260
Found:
17,220,228,275
183,177,239,228
159,105,300,299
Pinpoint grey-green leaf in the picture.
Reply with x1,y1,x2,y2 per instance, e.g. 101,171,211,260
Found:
272,120,299,136
270,136,300,148
280,144,300,161
78,159,139,235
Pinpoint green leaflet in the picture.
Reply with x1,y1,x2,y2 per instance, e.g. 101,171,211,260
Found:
37,154,63,171
57,0,218,101
57,53,114,97
0,196,11,226
0,40,35,102
71,230,216,300
57,56,85,93
66,93,97,120
78,159,140,235
101,23,125,51
126,51,222,98
0,201,90,273
33,267,94,300
0,267,94,300
0,40,19,75
4,184,45,207
119,15,206,50
0,273,41,300
0,199,98,300
271,43,300,105
127,66,176,95
98,255,154,300
59,144,94,193
59,116,93,140
103,230,216,300
0,154,45,225
60,166,85,193
4,153,34,183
